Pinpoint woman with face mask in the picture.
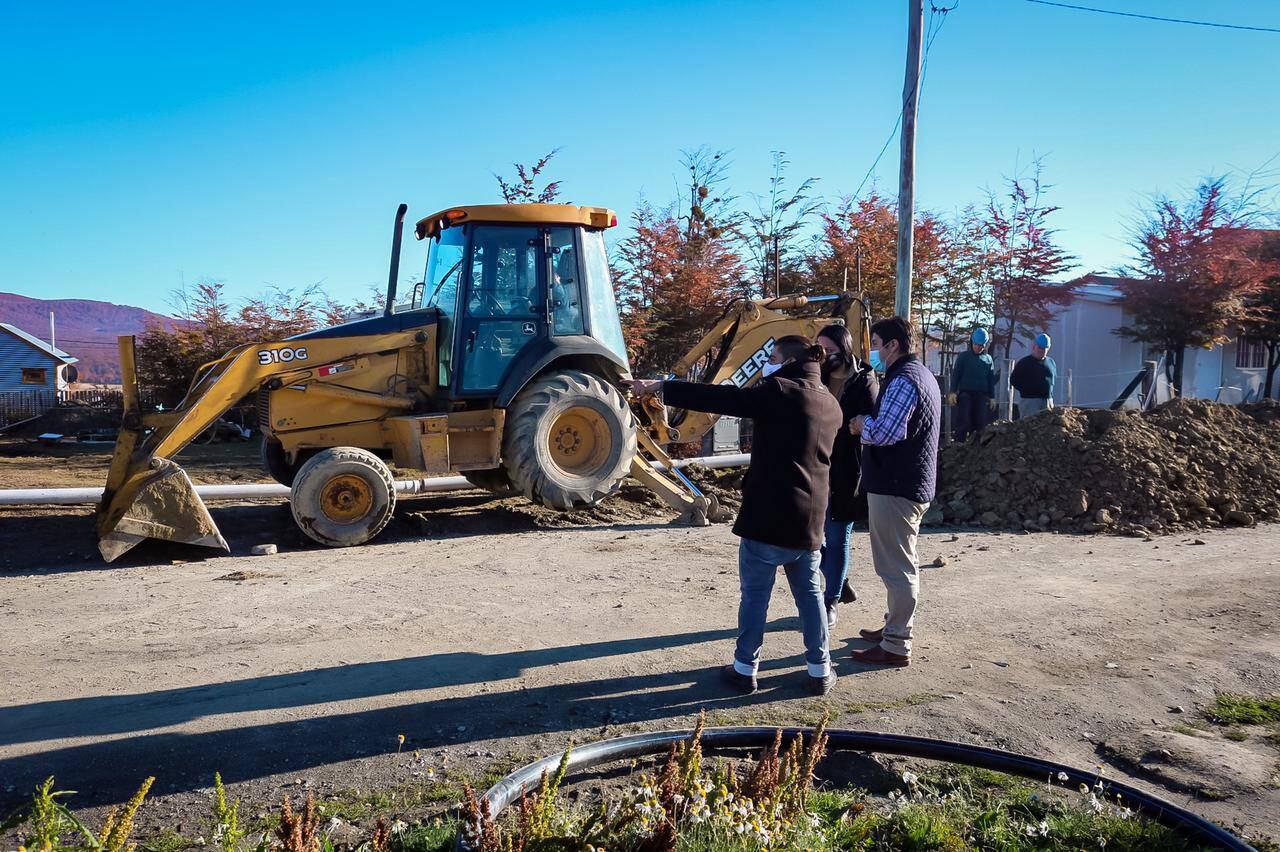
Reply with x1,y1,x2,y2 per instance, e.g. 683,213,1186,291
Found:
816,325,880,627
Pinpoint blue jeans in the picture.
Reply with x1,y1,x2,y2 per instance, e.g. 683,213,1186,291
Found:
734,537,830,678
820,516,854,604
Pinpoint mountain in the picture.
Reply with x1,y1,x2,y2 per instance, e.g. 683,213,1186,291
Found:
0,293,179,384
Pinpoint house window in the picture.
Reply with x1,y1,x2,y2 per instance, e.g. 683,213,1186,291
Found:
21,368,48,385
1235,337,1266,369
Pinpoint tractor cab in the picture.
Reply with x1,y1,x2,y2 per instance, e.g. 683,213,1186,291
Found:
412,204,630,405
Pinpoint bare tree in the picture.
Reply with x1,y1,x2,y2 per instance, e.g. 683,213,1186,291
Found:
743,151,819,298
494,149,564,204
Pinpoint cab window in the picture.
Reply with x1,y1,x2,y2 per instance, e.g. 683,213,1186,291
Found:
423,226,467,385
581,229,628,365
550,227,584,335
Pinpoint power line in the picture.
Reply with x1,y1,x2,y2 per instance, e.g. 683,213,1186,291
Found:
850,2,956,202
1023,0,1280,34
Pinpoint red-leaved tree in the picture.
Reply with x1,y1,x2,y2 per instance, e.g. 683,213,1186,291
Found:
980,164,1076,361
614,150,746,376
1116,178,1273,396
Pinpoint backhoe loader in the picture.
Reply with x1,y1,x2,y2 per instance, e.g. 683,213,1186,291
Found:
635,292,871,448
95,202,867,561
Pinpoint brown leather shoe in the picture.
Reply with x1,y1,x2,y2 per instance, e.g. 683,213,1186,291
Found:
858,627,884,642
851,645,910,667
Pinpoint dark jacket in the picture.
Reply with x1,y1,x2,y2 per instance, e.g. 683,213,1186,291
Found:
860,354,941,505
1011,354,1057,399
951,348,996,397
828,363,879,523
662,360,842,551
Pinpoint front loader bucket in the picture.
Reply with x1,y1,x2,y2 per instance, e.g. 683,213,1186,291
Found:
98,457,229,562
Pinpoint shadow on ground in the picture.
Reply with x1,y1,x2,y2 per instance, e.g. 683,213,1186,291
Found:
0,620,860,811
0,486,686,575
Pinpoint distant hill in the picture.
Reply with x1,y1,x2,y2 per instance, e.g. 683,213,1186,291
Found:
0,293,179,384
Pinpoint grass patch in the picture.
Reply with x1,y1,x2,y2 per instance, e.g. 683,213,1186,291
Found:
1222,728,1249,742
1171,722,1207,738
135,829,195,852
394,818,461,852
1205,693,1280,726
316,779,466,823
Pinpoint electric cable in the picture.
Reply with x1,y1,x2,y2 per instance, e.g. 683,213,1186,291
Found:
849,2,957,202
1023,0,1280,34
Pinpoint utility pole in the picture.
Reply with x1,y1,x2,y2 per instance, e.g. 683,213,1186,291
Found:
856,242,863,293
895,0,924,320
773,234,781,298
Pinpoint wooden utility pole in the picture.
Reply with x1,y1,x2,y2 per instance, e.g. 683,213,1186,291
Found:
895,0,925,320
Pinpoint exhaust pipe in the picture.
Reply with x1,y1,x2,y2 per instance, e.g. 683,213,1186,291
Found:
383,203,409,317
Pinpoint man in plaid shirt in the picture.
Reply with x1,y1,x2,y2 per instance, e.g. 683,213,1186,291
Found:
849,316,940,667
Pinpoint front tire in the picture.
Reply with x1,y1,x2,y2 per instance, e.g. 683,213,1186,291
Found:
290,447,396,547
503,370,636,510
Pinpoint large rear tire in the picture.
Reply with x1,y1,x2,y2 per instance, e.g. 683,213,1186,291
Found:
261,439,320,487
463,467,517,496
290,447,396,547
262,438,299,486
503,370,636,510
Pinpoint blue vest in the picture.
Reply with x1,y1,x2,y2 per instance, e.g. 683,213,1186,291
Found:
861,355,940,505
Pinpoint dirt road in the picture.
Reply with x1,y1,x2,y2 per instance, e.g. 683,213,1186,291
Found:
1,504,1278,842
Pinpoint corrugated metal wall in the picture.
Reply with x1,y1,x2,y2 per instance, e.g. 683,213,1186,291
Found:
0,327,59,393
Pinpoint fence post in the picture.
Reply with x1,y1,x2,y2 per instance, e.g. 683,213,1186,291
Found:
1141,360,1157,409
1005,358,1015,420
1066,368,1073,408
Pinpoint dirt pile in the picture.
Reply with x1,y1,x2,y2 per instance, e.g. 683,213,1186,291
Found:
682,464,745,515
937,399,1280,535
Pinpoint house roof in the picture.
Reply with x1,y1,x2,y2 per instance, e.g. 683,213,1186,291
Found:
1066,272,1143,303
0,323,79,364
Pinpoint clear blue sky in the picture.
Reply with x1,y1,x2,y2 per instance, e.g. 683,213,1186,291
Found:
2,0,1277,315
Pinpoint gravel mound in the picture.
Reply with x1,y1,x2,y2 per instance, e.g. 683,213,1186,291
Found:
936,399,1280,535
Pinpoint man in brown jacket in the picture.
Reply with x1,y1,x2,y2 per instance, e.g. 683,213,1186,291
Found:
627,336,843,695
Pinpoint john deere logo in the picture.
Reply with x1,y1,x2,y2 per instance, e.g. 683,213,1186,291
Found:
723,338,776,388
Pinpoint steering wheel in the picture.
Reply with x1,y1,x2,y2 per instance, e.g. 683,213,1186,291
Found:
478,291,505,316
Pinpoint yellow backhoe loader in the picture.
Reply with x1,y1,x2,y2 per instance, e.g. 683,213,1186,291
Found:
635,293,871,448
95,203,867,561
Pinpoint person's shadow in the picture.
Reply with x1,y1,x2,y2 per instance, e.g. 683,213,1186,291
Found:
0,620,820,811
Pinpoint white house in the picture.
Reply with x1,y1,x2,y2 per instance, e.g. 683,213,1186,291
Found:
995,275,1270,408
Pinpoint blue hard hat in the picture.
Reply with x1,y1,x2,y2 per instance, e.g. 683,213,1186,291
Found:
971,327,990,345
1035,333,1052,349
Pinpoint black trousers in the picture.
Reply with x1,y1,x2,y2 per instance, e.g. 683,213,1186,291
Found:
953,390,991,442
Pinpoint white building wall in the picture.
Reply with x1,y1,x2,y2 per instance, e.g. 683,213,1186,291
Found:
1218,339,1269,401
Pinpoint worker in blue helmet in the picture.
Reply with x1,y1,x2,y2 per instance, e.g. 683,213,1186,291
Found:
948,327,997,441
1010,332,1057,418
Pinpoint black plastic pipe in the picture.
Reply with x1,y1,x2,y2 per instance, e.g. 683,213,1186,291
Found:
471,727,1251,851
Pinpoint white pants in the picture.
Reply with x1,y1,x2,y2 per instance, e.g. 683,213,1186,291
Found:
868,493,928,656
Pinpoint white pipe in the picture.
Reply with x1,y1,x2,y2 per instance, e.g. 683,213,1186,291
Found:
0,454,750,506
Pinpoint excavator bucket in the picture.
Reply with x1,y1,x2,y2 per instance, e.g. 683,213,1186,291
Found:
628,426,732,526
98,458,227,562
95,336,240,562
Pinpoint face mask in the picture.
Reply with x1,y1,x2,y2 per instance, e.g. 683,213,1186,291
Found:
868,351,884,372
761,362,783,378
